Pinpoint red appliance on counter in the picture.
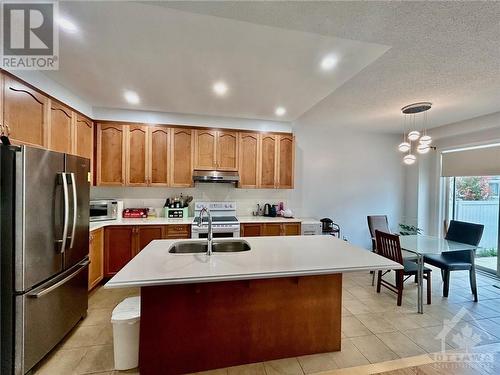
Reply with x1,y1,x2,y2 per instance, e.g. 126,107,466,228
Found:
122,208,148,218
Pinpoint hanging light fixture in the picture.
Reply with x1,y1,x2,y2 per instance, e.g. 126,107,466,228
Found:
417,143,430,154
403,153,416,165
399,102,433,165
398,110,410,152
398,141,411,153
408,130,421,141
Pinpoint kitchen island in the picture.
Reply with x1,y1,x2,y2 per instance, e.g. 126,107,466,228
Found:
106,236,401,375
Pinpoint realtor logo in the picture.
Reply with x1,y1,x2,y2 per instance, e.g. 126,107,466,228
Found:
1,1,59,69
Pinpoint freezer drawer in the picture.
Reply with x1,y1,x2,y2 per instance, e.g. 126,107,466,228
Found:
15,260,89,375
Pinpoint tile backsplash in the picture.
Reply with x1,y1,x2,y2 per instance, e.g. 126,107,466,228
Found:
91,184,298,217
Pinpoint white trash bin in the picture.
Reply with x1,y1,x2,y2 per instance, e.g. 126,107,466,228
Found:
111,296,140,370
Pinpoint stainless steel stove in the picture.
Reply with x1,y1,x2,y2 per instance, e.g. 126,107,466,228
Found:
191,201,240,238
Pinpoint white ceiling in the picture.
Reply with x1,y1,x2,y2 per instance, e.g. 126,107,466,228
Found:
45,1,500,132
45,1,387,122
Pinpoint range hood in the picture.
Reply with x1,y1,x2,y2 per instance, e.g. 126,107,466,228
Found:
193,170,239,183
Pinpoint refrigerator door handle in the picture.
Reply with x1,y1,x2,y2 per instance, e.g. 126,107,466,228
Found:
58,172,70,253
69,172,77,249
27,259,90,298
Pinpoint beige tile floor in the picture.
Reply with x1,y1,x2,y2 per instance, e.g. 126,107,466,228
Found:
32,268,500,375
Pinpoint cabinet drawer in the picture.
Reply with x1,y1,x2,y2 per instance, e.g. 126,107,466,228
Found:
165,224,191,239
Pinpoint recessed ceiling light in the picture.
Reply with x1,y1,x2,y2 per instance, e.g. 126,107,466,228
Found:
320,54,338,71
213,81,228,96
57,17,78,33
275,107,286,116
124,90,140,105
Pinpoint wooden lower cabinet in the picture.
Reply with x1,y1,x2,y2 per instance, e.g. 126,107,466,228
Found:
282,223,301,236
240,223,262,237
136,226,165,255
88,228,104,291
262,223,282,236
241,222,301,237
104,226,135,277
104,224,191,277
165,224,191,239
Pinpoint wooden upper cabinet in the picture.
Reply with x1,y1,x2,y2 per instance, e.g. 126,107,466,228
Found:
126,125,148,186
74,114,93,160
148,126,169,186
170,128,193,187
194,130,217,170
217,131,238,171
3,76,49,148
49,100,73,154
96,123,125,186
277,135,295,189
259,134,278,188
238,132,260,188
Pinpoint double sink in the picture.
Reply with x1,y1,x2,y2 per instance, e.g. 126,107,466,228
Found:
169,240,251,254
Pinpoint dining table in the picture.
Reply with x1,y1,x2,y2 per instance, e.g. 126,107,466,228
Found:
399,234,479,314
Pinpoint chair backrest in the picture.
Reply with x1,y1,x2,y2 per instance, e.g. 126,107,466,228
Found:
375,230,403,265
367,215,390,239
445,220,484,246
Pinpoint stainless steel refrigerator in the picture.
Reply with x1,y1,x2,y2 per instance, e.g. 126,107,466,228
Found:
1,145,90,375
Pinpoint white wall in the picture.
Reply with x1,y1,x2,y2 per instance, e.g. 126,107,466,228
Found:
292,122,404,249
91,184,296,217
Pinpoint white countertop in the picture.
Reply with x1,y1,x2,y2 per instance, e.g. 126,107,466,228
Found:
90,216,321,231
105,236,401,288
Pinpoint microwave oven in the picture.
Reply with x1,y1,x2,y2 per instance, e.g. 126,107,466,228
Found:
90,200,119,221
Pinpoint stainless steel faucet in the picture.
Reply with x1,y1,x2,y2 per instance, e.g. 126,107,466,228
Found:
196,207,213,255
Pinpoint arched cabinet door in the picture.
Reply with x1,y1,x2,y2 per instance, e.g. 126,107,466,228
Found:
238,132,260,188
49,100,74,154
126,125,148,186
194,129,217,170
170,128,194,187
217,131,238,171
3,76,49,148
148,126,170,186
96,123,126,186
259,134,278,189
75,114,94,160
277,135,295,189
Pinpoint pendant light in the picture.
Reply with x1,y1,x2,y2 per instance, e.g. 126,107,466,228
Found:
399,102,433,164
398,111,410,152
408,130,420,141
403,153,416,165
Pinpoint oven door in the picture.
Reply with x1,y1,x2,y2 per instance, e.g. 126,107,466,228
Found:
191,225,240,238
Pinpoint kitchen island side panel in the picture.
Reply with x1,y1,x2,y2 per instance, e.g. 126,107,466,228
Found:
139,274,342,375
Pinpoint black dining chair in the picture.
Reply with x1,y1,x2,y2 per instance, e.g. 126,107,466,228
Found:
375,230,432,306
424,220,484,302
367,215,390,285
